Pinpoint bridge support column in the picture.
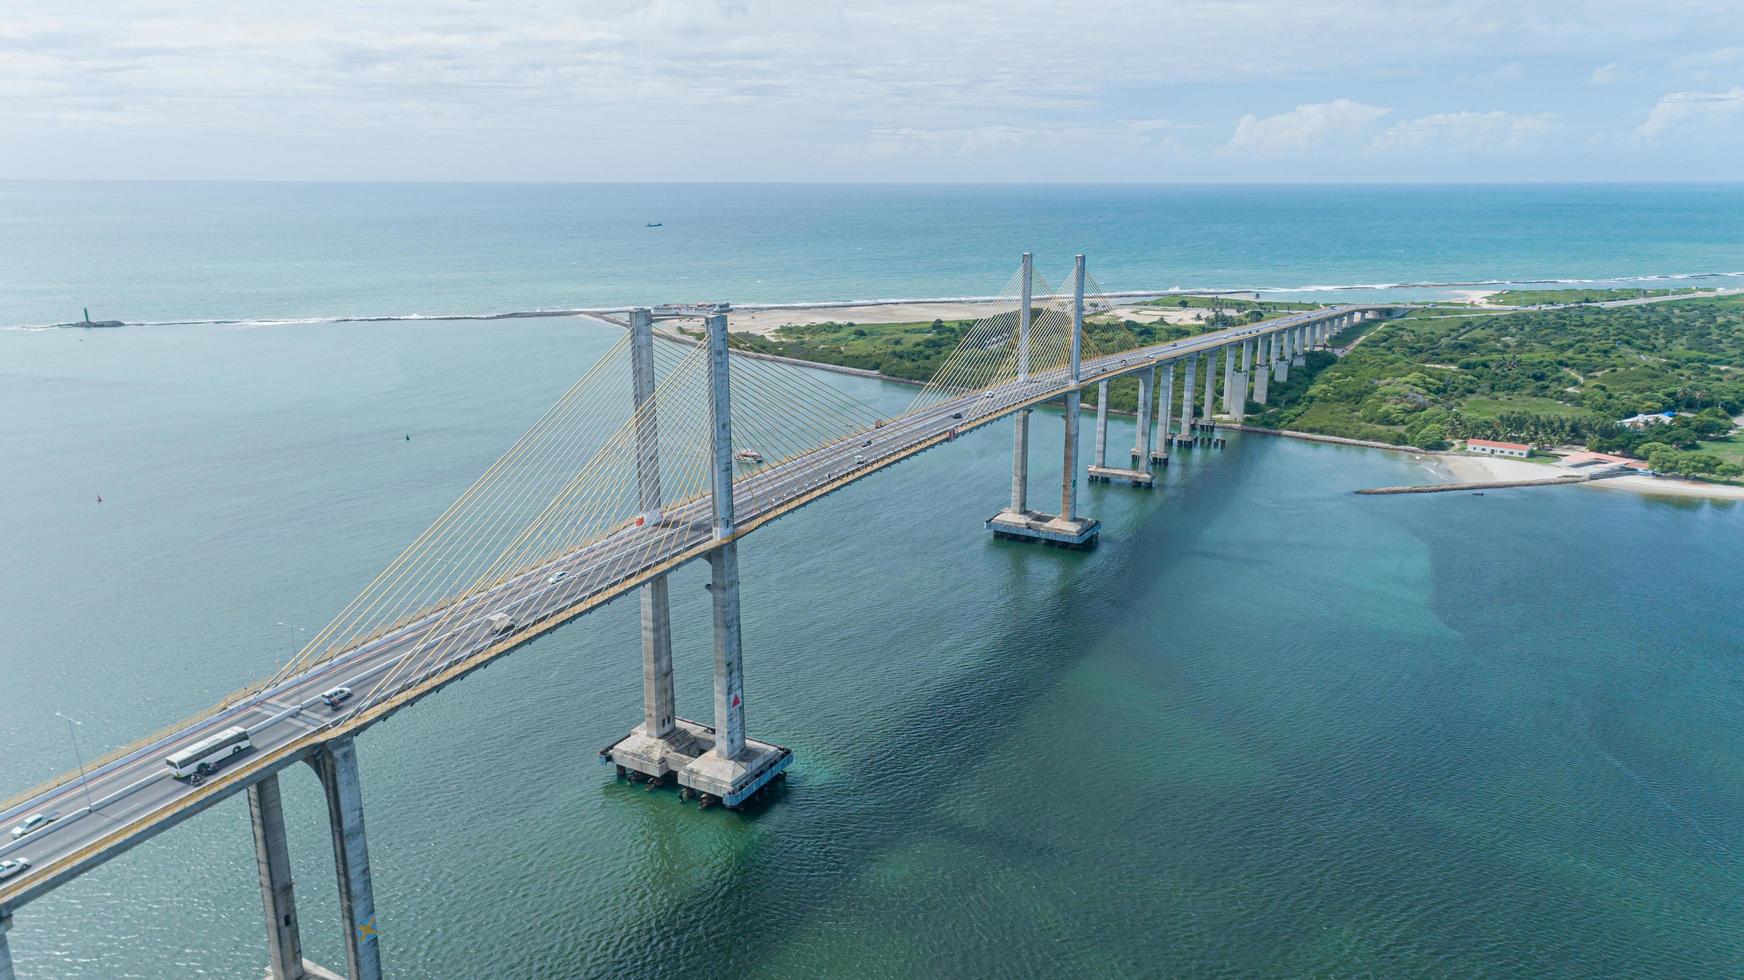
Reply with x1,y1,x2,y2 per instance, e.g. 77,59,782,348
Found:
1177,355,1196,445
1092,380,1108,469
1253,335,1271,405
250,773,332,980
311,738,381,980
1221,345,1237,415
0,910,14,980
988,255,1099,546
1009,409,1031,512
1151,362,1173,465
674,313,792,808
1132,369,1153,464
1202,350,1218,428
1232,339,1253,420
1291,326,1306,368
1088,374,1153,487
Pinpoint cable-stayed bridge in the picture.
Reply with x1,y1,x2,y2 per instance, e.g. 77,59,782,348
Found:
0,254,1397,979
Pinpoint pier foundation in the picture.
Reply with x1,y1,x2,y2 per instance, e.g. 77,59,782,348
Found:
987,255,1098,547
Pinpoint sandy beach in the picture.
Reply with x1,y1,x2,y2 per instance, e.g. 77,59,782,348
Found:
727,298,1252,336
727,300,1016,336
1433,452,1744,500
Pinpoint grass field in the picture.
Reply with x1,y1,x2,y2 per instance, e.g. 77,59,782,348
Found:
1460,394,1591,419
1693,430,1744,467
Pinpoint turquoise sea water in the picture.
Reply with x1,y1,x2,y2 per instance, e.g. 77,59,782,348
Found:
3,182,1743,328
2,183,1743,977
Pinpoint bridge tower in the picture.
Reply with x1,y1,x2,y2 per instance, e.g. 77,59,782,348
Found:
602,313,792,809
987,254,1101,547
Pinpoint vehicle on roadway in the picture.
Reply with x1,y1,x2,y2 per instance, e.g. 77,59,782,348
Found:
487,612,515,634
853,454,866,465
320,685,353,709
546,570,570,585
951,412,963,419
0,858,29,881
10,812,57,840
164,726,252,783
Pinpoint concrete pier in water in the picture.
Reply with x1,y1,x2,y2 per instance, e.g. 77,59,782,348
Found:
605,312,791,807
989,254,1100,546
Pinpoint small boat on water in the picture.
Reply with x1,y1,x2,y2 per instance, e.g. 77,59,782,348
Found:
646,222,663,228
735,449,764,463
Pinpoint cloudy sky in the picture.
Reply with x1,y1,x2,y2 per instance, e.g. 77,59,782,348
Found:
3,0,1742,181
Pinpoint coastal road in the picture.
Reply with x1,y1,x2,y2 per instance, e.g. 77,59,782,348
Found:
0,303,1378,910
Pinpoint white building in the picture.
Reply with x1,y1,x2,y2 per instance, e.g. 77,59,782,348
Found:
1466,439,1532,458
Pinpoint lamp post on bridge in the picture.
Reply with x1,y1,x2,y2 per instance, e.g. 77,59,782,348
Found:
54,711,95,813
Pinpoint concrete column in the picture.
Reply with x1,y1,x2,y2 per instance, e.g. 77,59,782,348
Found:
0,911,14,980
708,542,746,760
250,774,306,980
640,579,674,737
1202,350,1218,422
1017,252,1032,381
1179,355,1197,440
1253,335,1271,404
1009,410,1030,512
1291,326,1306,367
1221,345,1237,414
1134,369,1153,461
628,309,662,521
1155,362,1174,452
630,309,676,740
1093,380,1109,468
1060,255,1085,519
1274,330,1289,382
705,313,735,538
312,738,381,980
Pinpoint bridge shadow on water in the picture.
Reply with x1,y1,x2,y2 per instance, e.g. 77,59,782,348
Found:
529,440,1266,978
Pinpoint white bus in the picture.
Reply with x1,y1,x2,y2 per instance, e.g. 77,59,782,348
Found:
164,726,252,782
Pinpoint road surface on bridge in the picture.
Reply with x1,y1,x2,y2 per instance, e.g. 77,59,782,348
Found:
0,304,1372,910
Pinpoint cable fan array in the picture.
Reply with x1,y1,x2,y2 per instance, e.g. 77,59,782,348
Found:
264,320,889,718
269,256,1120,719
904,261,1108,417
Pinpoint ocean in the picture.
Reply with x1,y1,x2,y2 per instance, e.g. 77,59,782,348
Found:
1,182,1742,977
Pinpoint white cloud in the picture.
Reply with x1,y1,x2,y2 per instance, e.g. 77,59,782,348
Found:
1226,99,1391,154
1372,110,1562,152
1669,46,1744,80
1632,87,1744,143
1588,61,1622,86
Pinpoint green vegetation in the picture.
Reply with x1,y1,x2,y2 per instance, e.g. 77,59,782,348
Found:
1251,298,1744,479
1487,287,1708,306
729,309,1292,404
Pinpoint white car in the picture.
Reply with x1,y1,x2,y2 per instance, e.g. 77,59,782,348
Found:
10,812,57,840
320,686,353,710
546,570,569,585
853,454,866,465
0,858,30,881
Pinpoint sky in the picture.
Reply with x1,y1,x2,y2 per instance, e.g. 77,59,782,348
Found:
2,0,1742,182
